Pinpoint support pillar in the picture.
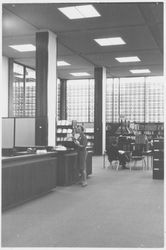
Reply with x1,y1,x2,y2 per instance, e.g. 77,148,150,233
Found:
94,67,106,155
35,31,57,146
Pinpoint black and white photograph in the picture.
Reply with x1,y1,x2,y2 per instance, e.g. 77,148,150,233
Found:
1,0,164,248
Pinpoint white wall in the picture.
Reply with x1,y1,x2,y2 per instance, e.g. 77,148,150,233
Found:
47,31,57,146
2,56,8,117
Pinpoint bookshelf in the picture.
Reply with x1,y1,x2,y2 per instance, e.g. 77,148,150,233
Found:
56,120,74,145
135,123,164,139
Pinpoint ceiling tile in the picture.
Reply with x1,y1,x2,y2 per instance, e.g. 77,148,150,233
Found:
2,8,37,37
2,2,163,78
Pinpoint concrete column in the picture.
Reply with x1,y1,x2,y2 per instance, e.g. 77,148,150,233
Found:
35,31,57,146
94,67,106,155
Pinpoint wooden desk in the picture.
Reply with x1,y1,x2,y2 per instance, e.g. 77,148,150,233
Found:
86,151,93,176
2,150,93,210
2,152,57,211
56,150,78,186
56,150,92,186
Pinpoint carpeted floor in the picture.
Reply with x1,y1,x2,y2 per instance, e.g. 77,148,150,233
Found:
2,156,164,248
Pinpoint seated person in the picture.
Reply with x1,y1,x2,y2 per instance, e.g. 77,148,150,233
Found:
107,140,129,169
135,131,148,154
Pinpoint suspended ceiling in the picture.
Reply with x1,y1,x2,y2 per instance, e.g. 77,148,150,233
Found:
2,2,163,79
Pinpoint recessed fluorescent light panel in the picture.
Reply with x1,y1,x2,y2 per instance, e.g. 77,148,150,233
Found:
57,61,70,66
130,69,151,74
70,72,90,76
9,44,36,52
58,5,100,19
94,37,126,46
116,56,140,63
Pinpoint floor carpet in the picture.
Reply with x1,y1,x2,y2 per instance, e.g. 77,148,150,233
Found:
2,156,164,248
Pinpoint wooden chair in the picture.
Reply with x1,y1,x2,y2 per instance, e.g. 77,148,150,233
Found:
130,150,146,171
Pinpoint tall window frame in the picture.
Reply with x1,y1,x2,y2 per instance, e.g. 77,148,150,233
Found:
8,60,36,117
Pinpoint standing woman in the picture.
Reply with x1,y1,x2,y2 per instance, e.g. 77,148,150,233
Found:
74,125,88,187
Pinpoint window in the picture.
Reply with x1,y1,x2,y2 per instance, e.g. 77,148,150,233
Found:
25,68,36,117
145,77,164,123
106,78,114,122
11,62,61,118
120,77,145,123
106,76,164,123
13,63,24,116
67,79,94,122
12,62,36,117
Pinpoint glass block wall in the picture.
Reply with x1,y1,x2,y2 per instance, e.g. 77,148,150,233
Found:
25,67,36,117
145,76,164,122
13,63,36,117
12,62,61,118
106,76,164,123
67,79,94,122
120,77,145,123
113,78,120,123
106,78,113,122
13,63,24,116
89,79,95,122
12,61,164,123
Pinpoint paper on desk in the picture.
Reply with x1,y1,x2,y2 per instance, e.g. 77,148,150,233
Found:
118,150,125,154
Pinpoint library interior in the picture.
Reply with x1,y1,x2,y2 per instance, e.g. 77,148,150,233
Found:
1,2,164,248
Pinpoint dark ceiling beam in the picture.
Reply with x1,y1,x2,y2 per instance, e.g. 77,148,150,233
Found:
82,48,161,56
106,63,163,70
56,22,162,35
57,39,98,67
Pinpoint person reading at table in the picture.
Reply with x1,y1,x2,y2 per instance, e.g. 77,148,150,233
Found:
107,139,129,169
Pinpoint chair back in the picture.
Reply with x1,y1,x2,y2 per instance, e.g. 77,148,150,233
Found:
132,150,142,157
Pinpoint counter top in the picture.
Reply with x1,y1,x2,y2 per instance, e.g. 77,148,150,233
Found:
2,151,56,161
2,150,78,169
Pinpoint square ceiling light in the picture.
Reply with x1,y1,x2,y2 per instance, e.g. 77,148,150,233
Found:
9,44,36,52
115,56,141,63
57,61,70,66
94,37,126,46
130,69,151,74
58,5,100,19
70,72,90,76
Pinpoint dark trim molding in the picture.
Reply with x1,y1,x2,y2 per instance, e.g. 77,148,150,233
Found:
8,58,14,117
94,67,103,155
59,79,67,120
35,31,49,145
36,31,49,117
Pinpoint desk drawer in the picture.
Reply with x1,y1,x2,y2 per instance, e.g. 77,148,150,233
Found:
153,168,164,180
153,150,164,160
153,160,164,170
153,139,164,149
